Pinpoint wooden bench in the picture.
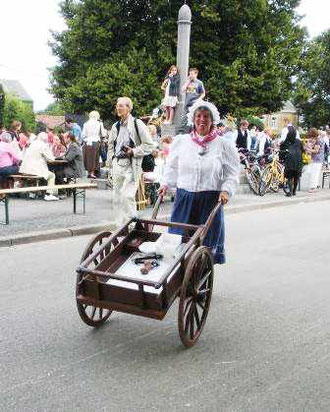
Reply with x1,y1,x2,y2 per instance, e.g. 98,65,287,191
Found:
0,183,97,225
9,173,44,183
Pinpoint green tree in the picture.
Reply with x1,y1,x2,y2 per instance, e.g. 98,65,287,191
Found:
2,94,36,131
294,29,330,128
50,0,306,120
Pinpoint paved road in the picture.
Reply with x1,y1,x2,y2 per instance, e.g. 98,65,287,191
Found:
1,200,330,411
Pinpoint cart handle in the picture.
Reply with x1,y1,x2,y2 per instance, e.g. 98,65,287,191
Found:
146,194,163,232
151,194,163,220
200,201,223,243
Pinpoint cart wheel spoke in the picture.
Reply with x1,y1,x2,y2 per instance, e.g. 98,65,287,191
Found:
183,296,194,317
197,254,208,278
197,269,212,291
194,305,201,330
91,306,97,320
196,300,206,312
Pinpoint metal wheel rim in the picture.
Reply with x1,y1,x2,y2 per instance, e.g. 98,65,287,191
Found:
246,170,260,195
259,166,273,196
178,246,214,347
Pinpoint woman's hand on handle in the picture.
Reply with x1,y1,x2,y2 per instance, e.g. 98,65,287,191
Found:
219,191,229,205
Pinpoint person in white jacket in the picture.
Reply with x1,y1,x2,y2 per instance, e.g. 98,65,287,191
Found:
19,132,58,201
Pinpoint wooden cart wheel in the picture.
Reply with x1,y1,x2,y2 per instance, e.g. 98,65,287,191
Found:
178,246,214,347
76,231,118,327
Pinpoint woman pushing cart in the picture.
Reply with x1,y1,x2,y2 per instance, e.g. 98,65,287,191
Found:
159,100,240,264
76,101,240,347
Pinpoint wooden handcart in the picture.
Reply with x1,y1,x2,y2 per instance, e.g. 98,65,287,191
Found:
76,197,221,347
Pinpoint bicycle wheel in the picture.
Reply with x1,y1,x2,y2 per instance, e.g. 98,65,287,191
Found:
259,165,273,196
245,168,260,195
269,162,282,193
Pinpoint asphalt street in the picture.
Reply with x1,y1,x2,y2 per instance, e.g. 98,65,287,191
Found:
1,200,330,411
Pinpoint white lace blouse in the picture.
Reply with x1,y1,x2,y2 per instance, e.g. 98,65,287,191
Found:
161,134,240,196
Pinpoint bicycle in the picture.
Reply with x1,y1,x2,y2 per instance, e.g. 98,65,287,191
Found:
239,149,263,195
259,150,290,196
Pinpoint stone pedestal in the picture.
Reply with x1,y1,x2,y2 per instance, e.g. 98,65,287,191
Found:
161,124,177,138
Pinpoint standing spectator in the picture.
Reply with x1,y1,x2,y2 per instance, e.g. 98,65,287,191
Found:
107,97,154,223
233,119,251,151
249,126,257,150
82,110,106,178
257,128,273,157
20,132,59,201
161,65,180,125
66,118,82,145
147,124,159,146
279,117,300,144
182,68,205,112
324,126,330,167
280,126,304,196
0,132,21,177
304,128,324,193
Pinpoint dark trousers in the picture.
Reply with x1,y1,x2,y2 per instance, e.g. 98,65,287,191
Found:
0,165,19,177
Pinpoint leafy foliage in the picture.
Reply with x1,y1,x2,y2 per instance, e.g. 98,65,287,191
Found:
50,0,305,121
2,94,36,132
293,29,330,127
38,101,66,115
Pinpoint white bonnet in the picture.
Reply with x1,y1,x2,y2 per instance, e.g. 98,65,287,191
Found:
186,100,221,126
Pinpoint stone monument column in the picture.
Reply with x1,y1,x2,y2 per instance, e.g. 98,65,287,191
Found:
161,3,192,137
174,4,192,128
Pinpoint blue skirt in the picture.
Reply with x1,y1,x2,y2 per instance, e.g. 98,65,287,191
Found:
169,189,225,264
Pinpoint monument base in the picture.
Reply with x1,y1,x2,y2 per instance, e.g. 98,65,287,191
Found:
161,124,177,138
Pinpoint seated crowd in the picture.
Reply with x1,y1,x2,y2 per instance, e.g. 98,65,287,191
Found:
0,120,84,201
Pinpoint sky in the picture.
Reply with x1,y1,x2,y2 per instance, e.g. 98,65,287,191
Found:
0,0,329,112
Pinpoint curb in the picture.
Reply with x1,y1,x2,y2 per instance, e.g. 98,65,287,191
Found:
0,222,116,248
226,192,330,215
1,192,330,248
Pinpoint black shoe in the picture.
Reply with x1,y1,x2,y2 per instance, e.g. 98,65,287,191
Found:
285,193,292,197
